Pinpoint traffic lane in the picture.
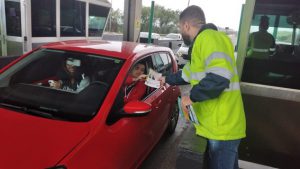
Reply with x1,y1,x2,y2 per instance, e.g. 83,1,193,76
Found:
140,85,191,169
140,116,191,169
140,85,192,169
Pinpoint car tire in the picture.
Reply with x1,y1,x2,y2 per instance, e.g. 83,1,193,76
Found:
166,101,179,135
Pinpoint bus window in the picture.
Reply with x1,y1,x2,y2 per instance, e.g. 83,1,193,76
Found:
249,14,276,35
5,1,21,37
88,4,110,37
31,0,56,37
276,16,294,45
60,0,86,37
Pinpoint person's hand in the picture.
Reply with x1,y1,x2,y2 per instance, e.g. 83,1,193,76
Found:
181,96,193,114
49,80,62,89
138,74,148,81
159,76,166,87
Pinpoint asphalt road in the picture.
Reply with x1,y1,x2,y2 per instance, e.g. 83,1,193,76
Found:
140,85,192,169
140,114,192,169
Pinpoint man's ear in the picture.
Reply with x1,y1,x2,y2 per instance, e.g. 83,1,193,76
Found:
184,21,189,30
185,22,193,33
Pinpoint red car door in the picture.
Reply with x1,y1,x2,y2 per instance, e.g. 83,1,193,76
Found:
85,54,178,169
143,53,176,143
144,84,171,142
93,58,163,169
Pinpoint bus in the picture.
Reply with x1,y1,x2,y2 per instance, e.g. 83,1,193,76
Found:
0,0,111,56
236,0,300,168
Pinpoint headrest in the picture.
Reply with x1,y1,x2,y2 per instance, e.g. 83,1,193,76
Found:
66,58,81,67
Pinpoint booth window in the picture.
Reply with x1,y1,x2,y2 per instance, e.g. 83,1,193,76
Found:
89,4,109,37
31,0,56,37
5,1,21,36
242,8,300,90
61,0,86,37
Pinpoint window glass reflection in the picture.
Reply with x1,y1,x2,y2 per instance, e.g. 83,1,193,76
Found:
89,4,109,37
5,1,21,36
61,0,86,37
31,0,56,37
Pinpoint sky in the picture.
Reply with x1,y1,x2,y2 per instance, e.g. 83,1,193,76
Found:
111,0,246,31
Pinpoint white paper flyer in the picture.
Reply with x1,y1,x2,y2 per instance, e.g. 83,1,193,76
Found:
187,105,199,125
145,69,162,88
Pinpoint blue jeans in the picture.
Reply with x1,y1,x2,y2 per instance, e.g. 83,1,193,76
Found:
205,139,241,169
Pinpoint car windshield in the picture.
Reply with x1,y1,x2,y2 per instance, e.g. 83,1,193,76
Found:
0,49,124,122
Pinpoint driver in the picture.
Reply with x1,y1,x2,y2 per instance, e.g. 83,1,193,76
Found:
124,63,147,103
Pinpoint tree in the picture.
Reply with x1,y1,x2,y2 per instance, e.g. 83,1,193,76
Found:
141,5,181,34
106,8,123,33
106,5,181,34
141,7,151,32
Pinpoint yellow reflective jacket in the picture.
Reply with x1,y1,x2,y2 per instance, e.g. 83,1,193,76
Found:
182,29,246,140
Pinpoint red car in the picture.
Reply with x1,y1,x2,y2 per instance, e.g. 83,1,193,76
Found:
0,40,180,169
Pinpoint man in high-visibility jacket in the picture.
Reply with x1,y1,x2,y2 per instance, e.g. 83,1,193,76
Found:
160,5,246,169
247,15,275,59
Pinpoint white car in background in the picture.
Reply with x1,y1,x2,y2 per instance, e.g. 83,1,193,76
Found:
162,33,182,41
139,32,161,39
176,43,189,68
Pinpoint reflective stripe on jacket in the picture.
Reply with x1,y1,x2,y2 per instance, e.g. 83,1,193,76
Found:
182,29,246,140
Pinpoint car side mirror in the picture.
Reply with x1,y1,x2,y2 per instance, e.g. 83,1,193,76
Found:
123,101,152,116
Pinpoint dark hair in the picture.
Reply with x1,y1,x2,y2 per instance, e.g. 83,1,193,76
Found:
260,15,269,23
136,62,145,66
179,5,206,26
259,15,269,30
203,23,218,31
133,62,146,73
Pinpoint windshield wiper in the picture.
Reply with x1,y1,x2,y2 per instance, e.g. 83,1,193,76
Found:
0,102,55,119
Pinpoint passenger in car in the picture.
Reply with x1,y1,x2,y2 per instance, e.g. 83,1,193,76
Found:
49,58,90,92
124,63,147,103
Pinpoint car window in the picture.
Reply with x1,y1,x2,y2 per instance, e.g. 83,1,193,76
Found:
153,53,164,69
0,49,124,122
153,52,172,76
161,53,169,65
106,56,154,125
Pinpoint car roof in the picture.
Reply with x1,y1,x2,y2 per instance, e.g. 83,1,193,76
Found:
41,40,172,60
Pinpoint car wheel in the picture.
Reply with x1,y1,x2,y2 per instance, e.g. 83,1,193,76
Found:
166,101,179,135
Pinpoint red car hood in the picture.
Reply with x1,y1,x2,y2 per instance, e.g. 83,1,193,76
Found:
0,108,90,169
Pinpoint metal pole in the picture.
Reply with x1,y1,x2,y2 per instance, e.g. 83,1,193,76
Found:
188,0,190,6
148,1,154,44
110,0,112,32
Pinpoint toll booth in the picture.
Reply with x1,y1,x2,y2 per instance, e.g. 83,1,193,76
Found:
0,0,111,56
